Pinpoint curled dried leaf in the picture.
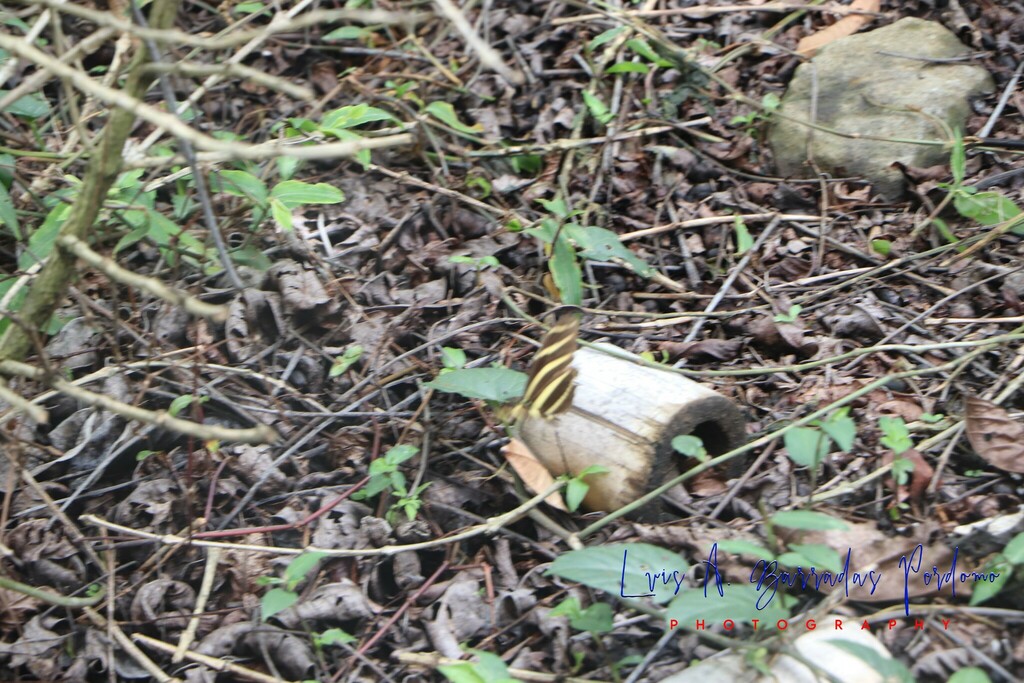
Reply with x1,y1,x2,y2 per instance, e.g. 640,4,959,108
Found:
501,438,567,511
965,397,1024,473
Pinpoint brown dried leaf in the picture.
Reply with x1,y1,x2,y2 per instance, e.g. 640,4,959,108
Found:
501,438,567,511
797,0,881,56
965,397,1024,473
883,448,935,505
659,338,743,363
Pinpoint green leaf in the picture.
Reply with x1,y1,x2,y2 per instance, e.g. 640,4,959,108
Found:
424,101,483,134
953,189,1021,226
769,510,849,531
565,478,589,512
426,367,527,403
385,444,418,465
714,540,775,562
948,667,994,683
321,103,394,130
623,38,672,67
967,564,1009,606
780,544,842,572
818,408,856,452
270,180,344,209
950,133,966,185
437,663,486,683
672,435,706,458
215,170,268,204
20,203,70,269
605,61,649,75
550,234,583,306
870,238,892,256
784,427,830,467
269,197,294,231
582,90,614,125
0,91,50,118
587,26,627,51
0,181,18,239
330,345,364,377
261,588,298,621
283,551,327,588
879,416,913,454
570,602,614,634
667,583,792,626
323,26,370,41
168,394,195,417
547,543,686,605
314,628,356,647
827,641,913,683
733,215,752,254
569,224,654,277
1002,532,1024,564
441,347,467,370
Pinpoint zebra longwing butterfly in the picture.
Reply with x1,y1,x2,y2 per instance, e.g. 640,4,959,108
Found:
503,309,581,423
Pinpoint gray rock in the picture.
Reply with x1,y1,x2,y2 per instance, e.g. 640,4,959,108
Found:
768,17,993,198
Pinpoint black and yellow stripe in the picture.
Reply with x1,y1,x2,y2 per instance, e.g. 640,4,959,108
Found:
503,309,581,423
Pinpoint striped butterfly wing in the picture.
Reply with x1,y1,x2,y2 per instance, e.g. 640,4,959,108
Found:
514,310,581,421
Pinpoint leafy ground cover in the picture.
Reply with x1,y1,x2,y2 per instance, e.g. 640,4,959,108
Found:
0,0,1023,681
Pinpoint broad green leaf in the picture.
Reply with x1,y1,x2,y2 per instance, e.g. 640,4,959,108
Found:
321,103,394,130
385,444,418,465
769,510,849,531
827,641,913,683
215,170,268,204
581,90,614,125
270,197,294,230
948,667,993,683
818,408,856,452
547,543,686,605
424,101,483,135
714,540,775,561
587,26,627,51
270,180,344,208
783,427,829,467
0,91,50,118
20,203,71,269
623,38,672,67
780,544,842,572
168,395,195,417
323,26,370,41
283,551,327,587
569,224,653,276
605,61,649,75
261,588,298,621
550,235,582,306
426,367,527,403
315,628,356,647
733,215,752,254
667,583,792,626
0,181,18,239
570,602,614,634
967,564,1009,606
953,189,1021,226
565,478,588,512
1003,532,1024,564
950,134,966,184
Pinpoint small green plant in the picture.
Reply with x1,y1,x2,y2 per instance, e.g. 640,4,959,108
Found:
730,93,781,136
672,434,708,462
783,407,856,469
526,197,654,305
329,345,364,377
258,551,327,620
352,444,431,522
773,303,802,324
439,347,467,372
312,627,356,650
941,133,1024,239
438,647,517,683
563,465,609,512
968,531,1024,607
550,596,614,635
213,170,344,232
449,254,500,270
